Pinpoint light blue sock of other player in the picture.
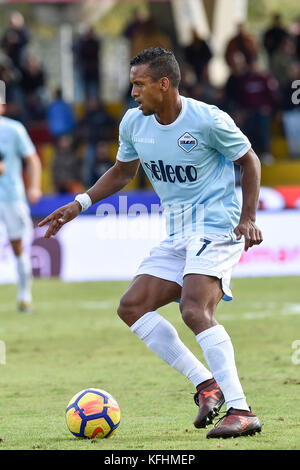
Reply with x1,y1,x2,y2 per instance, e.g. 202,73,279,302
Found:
130,311,212,387
196,325,249,411
16,251,32,303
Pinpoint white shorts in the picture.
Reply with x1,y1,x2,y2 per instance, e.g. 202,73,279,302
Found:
135,233,244,301
0,201,33,241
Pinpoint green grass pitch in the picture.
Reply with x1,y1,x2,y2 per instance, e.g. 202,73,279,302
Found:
0,277,299,450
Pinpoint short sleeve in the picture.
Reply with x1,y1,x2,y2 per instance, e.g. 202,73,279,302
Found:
116,116,139,162
16,123,36,159
208,107,251,161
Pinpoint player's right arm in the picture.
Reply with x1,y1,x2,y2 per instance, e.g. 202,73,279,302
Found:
38,159,140,238
87,158,140,205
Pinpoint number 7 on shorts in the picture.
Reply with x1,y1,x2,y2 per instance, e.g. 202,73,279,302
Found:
196,239,211,256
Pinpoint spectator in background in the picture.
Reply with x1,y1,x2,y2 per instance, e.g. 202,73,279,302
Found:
79,96,116,186
223,52,247,119
225,23,258,68
46,88,76,139
131,19,172,59
73,27,101,99
183,30,212,82
20,55,45,96
263,13,288,66
122,11,147,110
92,140,113,185
20,55,47,122
0,62,23,120
280,61,300,158
296,20,300,60
222,52,249,185
238,59,278,165
179,62,197,97
52,134,84,194
190,80,219,107
123,8,145,48
289,16,300,61
1,11,30,71
270,35,297,88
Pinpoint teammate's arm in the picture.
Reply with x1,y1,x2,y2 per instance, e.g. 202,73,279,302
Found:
234,148,263,251
38,159,140,238
24,152,42,205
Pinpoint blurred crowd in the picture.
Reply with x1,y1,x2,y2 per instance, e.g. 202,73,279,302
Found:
0,10,300,193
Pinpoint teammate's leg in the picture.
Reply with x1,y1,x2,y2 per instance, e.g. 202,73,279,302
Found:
10,239,32,312
117,274,213,389
180,274,261,437
2,201,33,312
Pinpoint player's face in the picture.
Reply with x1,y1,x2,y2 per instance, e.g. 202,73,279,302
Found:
130,64,163,116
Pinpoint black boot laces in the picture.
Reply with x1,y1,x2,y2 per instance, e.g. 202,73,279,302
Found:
193,391,199,406
212,409,229,427
212,407,252,428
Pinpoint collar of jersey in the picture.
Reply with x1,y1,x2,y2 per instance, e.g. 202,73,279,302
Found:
152,95,187,130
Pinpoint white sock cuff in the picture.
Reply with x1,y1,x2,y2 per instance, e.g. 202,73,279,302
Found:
130,311,163,340
196,325,230,350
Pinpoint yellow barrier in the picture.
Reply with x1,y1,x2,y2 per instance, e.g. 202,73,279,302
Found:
261,161,300,186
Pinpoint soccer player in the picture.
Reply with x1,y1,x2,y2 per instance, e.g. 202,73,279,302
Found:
0,103,42,312
39,48,263,438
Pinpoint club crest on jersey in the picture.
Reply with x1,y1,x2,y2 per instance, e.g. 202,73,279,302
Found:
178,132,197,153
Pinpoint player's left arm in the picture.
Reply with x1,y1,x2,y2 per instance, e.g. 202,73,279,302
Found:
234,148,263,251
24,152,42,205
16,122,42,205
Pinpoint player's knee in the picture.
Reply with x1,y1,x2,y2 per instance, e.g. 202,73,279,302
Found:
117,293,142,325
117,296,134,322
10,239,23,257
180,300,215,330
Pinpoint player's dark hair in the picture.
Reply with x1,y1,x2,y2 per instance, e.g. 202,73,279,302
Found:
130,47,181,89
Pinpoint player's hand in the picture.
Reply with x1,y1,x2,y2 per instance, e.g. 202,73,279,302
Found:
234,219,263,251
27,187,42,205
38,201,81,238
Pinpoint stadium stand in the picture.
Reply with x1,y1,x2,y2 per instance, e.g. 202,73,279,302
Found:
0,6,299,201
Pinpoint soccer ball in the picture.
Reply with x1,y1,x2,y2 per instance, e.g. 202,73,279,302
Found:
65,388,121,439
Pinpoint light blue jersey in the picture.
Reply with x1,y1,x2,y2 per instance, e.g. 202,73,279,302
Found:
0,117,36,202
117,96,251,238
